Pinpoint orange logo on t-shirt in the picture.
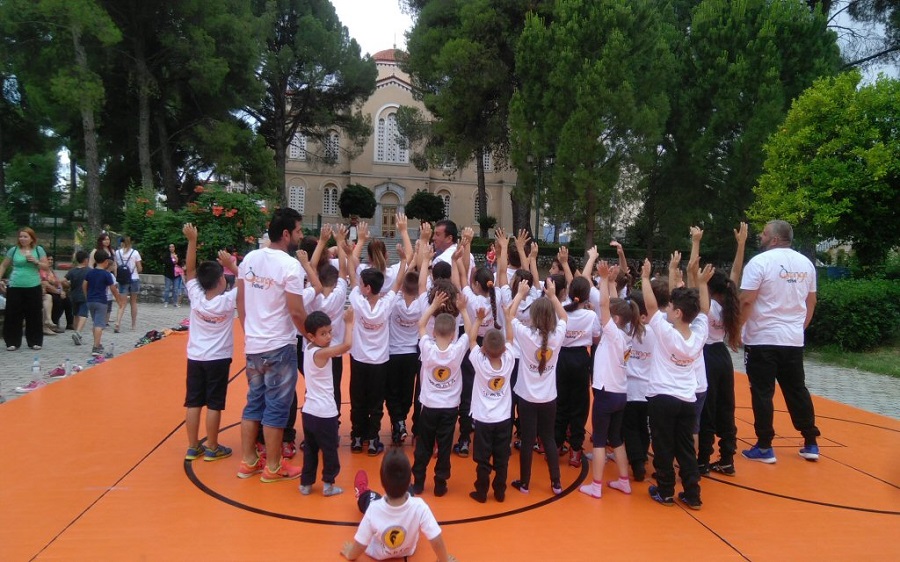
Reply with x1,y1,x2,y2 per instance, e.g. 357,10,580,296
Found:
535,348,553,363
489,376,506,391
432,366,451,382
382,526,407,549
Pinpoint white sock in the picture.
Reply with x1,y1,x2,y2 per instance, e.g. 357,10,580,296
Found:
578,480,603,498
609,477,632,495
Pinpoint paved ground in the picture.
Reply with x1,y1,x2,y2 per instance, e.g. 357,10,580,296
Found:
2,303,898,420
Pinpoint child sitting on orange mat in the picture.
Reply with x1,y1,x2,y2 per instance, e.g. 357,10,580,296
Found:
343,449,456,562
182,223,239,462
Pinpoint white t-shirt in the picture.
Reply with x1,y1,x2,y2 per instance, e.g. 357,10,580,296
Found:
462,286,499,338
115,248,142,281
626,323,654,402
562,308,601,348
691,317,708,393
185,279,236,361
741,247,816,347
433,244,476,271
301,341,338,418
309,278,348,344
349,287,398,364
512,318,566,403
354,495,442,561
645,313,708,402
238,247,305,354
592,318,629,394
355,263,398,296
418,334,468,409
470,344,515,424
706,299,725,344
389,296,423,355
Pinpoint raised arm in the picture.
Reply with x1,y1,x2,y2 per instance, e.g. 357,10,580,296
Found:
508,278,529,318
668,250,683,293
217,250,238,277
351,221,369,265
610,240,627,269
495,228,510,287
334,224,349,281
544,276,567,323
698,263,714,315
419,291,448,337
468,307,486,350
687,226,703,288
182,223,198,281
297,249,323,294
581,245,598,279
640,258,658,319
558,246,573,284
730,221,748,286
596,261,613,326
390,259,408,293
458,226,474,285
310,223,333,272
396,213,413,266
316,308,354,364
529,241,541,286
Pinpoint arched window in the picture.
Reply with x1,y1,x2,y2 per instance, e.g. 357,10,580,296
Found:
437,190,451,220
324,131,340,163
288,185,305,215
323,185,339,216
289,133,307,161
482,150,493,173
375,109,409,164
473,193,482,222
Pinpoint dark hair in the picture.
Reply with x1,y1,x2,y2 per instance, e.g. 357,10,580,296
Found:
650,276,671,308
428,279,459,317
511,269,533,296
482,328,505,358
609,298,645,342
548,273,567,301
360,267,385,294
434,312,456,337
670,287,701,324
267,207,302,242
564,277,591,312
431,261,452,280
304,310,332,334
402,271,419,296
196,260,224,291
615,269,631,295
367,239,387,272
380,448,412,499
299,235,322,266
74,250,89,264
630,291,648,316
474,267,499,329
93,249,109,265
529,297,555,373
707,271,741,350
434,219,458,244
95,234,110,252
318,263,338,288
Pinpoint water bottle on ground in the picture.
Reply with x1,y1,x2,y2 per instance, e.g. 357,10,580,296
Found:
64,357,71,375
33,356,41,381
109,342,115,357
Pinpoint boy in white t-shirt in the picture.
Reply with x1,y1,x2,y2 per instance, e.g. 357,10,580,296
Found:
342,449,454,562
410,291,472,497
467,308,515,503
299,309,354,497
640,257,713,510
181,224,238,462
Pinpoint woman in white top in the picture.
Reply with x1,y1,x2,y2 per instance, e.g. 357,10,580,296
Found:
114,235,142,333
507,279,567,496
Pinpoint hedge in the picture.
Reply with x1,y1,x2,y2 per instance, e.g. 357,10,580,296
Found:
806,279,900,351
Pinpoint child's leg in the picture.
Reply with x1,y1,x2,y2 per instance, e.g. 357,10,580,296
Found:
622,400,649,479
432,408,456,491
472,422,492,499
456,351,475,447
186,407,202,447
93,326,103,348
204,358,231,450
491,419,513,498
647,395,678,499
300,413,321,486
516,397,538,487
284,390,299,445
348,357,367,441
364,361,387,444
606,405,632,494
319,415,341,485
411,407,437,491
332,355,344,414
675,400,701,502
536,400,561,486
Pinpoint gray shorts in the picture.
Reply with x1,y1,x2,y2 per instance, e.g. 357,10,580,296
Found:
119,280,141,295
87,301,108,328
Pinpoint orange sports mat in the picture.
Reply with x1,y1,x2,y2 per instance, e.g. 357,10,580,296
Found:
1,327,898,561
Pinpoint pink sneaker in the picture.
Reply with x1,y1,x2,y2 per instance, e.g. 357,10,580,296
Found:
47,366,67,378
15,380,47,393
354,470,369,499
236,456,265,479
260,461,301,483
282,441,298,459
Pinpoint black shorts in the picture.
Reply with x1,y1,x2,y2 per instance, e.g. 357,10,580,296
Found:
185,358,232,410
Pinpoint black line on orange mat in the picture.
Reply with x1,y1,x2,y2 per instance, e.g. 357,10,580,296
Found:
735,405,900,434
31,422,186,561
703,473,900,515
677,504,751,561
185,422,590,526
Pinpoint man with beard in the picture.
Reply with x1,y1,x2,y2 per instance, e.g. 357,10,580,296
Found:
739,220,820,465
236,207,309,482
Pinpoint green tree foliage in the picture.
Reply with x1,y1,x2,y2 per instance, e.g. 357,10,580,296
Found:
248,0,376,202
338,183,376,218
511,0,676,248
4,151,58,223
631,0,841,258
404,189,445,224
751,71,900,267
807,278,900,350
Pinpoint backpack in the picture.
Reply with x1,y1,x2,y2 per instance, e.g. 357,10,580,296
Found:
116,249,135,284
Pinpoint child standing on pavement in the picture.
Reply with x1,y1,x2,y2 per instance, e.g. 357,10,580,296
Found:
182,223,239,462
82,250,124,358
299,309,354,496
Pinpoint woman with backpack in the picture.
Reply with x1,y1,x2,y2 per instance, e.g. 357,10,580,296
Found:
114,235,142,332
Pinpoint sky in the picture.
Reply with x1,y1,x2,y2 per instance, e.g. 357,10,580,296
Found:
330,0,414,56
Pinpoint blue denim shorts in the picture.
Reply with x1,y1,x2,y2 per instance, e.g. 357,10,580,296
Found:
242,343,298,428
119,280,141,295
87,301,108,328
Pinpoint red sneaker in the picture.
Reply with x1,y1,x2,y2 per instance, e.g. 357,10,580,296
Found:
236,456,265,479
354,470,369,499
260,461,301,483
569,449,583,468
282,441,297,459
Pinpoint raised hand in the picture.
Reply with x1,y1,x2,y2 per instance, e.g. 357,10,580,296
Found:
690,226,704,243
586,245,598,261
734,222,748,245
456,291,468,311
699,263,715,284
419,221,432,243
358,222,370,241
182,222,198,241
296,249,310,265
460,226,474,247
641,258,652,280
557,246,568,263
544,276,556,296
669,251,682,272
609,240,622,250
343,307,354,324
335,223,348,241
596,260,610,278
217,249,236,268
515,228,530,249
396,212,408,231
320,223,333,242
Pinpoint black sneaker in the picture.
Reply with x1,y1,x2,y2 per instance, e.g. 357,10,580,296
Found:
469,491,487,503
351,437,363,454
368,437,384,456
678,491,702,510
710,461,736,477
511,480,529,494
397,420,408,441
698,463,710,476
409,482,424,496
494,489,506,503
453,440,470,458
632,463,646,482
434,479,448,497
648,485,674,507
391,423,402,446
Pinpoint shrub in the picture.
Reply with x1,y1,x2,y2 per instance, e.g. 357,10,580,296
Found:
806,278,900,351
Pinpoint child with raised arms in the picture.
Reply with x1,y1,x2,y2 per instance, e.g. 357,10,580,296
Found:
299,308,354,497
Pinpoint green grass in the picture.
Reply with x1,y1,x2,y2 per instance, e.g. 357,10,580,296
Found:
808,337,900,378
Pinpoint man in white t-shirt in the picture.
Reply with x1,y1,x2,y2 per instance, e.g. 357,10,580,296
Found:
739,220,820,464
236,208,308,483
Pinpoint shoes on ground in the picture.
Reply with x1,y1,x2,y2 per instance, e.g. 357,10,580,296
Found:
47,366,67,378
742,445,777,464
511,480,529,494
368,438,384,457
203,444,232,462
185,444,205,461
15,379,47,393
568,449,582,468
710,460,736,476
678,491,702,510
648,485,674,507
354,470,369,499
453,440,470,458
282,441,297,459
799,445,819,461
260,461,301,483
236,456,266,479
351,437,363,454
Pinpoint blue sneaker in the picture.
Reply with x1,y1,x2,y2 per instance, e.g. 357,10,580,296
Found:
648,485,674,507
742,445,777,464
799,445,819,461
203,444,233,462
